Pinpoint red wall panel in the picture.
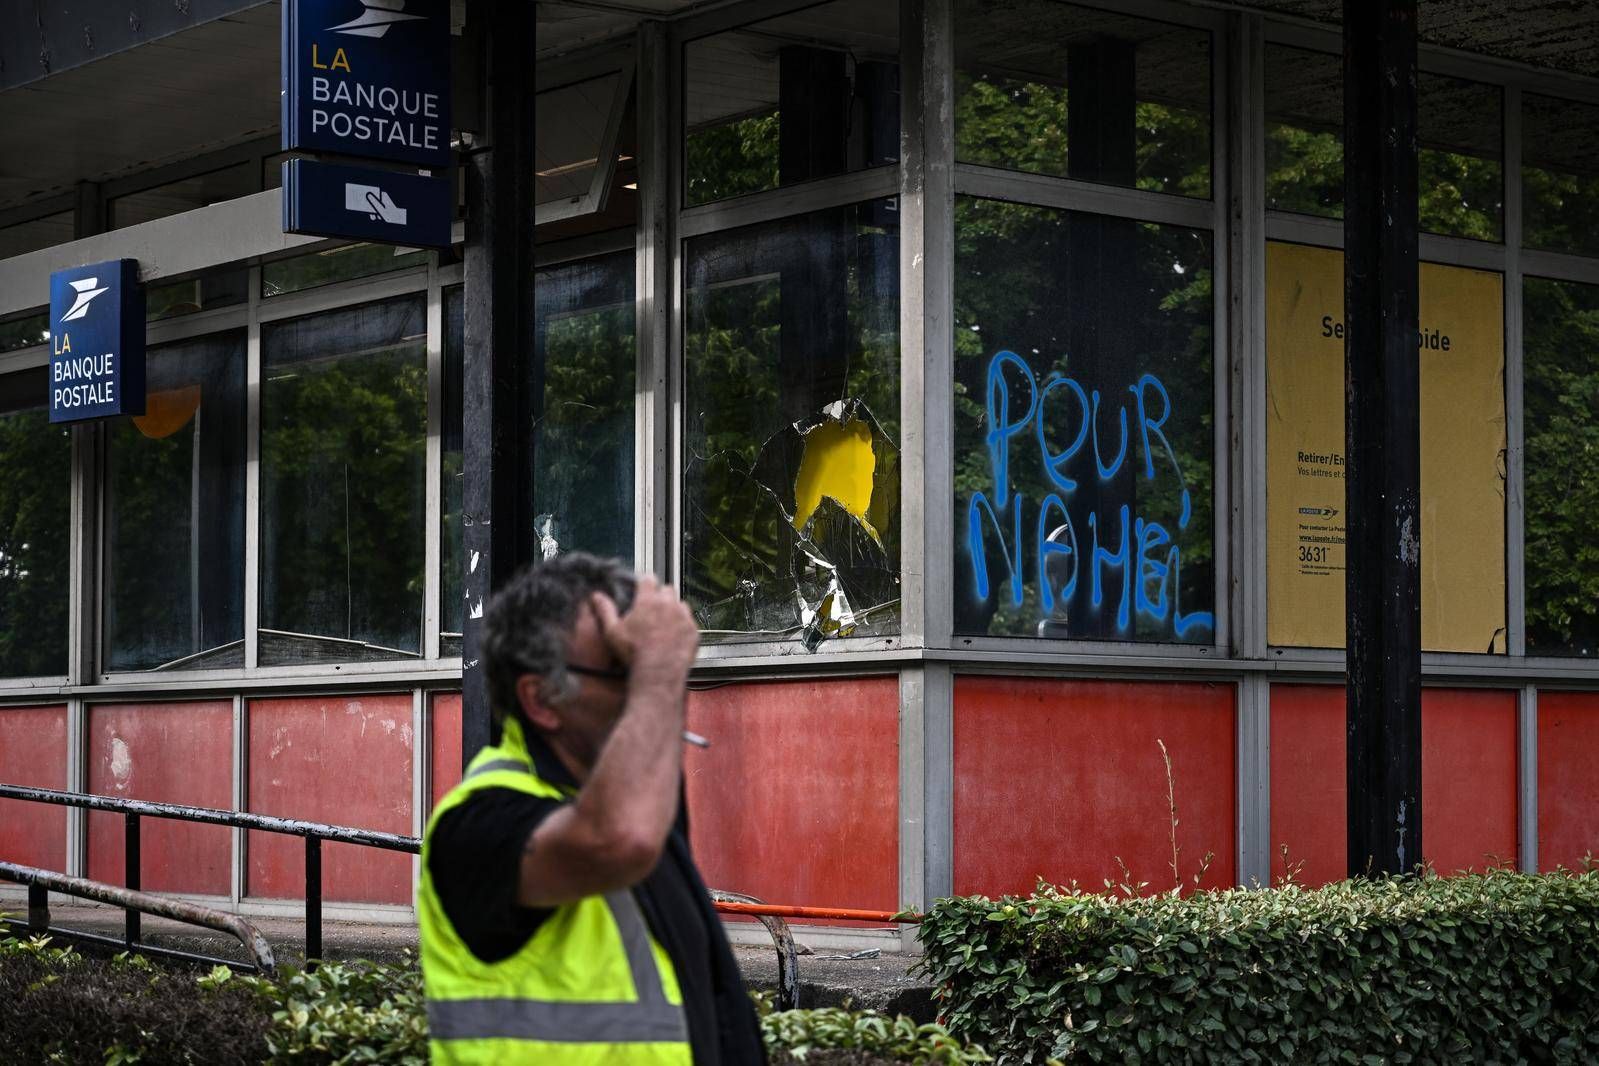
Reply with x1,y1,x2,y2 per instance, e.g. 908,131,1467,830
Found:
684,678,899,916
1538,691,1599,871
429,692,462,816
0,705,67,872
246,694,414,904
87,702,233,895
953,678,1235,897
1270,685,1518,885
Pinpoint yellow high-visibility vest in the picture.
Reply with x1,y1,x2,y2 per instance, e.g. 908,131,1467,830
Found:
418,715,693,1065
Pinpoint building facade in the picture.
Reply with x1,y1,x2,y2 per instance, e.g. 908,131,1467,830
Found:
1,0,1598,941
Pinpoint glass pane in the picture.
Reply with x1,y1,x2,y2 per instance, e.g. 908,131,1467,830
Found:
1265,48,1504,240
955,1,1211,199
109,161,258,229
683,199,900,645
441,286,463,659
0,369,71,677
1524,276,1599,656
953,196,1215,642
0,311,49,354
262,243,427,297
1264,45,1342,218
104,332,246,671
0,212,73,259
533,253,636,565
536,73,623,208
260,297,427,664
1524,94,1599,258
146,268,249,322
684,0,899,207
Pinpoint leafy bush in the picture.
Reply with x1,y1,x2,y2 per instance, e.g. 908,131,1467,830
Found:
0,926,982,1065
917,871,1599,1063
762,1004,990,1065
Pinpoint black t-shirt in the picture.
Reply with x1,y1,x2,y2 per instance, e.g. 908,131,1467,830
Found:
428,780,764,1065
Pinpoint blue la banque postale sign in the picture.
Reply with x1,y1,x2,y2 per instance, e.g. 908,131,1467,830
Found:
48,260,145,424
282,0,451,169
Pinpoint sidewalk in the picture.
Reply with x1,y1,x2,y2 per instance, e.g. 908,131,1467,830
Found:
9,902,938,1022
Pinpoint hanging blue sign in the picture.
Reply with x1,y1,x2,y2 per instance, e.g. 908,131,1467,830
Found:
48,260,145,423
283,158,452,248
281,0,451,169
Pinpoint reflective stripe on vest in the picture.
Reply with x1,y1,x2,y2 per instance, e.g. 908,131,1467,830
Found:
461,757,532,781
427,890,687,1044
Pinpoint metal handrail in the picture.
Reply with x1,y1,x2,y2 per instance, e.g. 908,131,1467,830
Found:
0,861,276,974
0,783,812,1006
0,783,416,966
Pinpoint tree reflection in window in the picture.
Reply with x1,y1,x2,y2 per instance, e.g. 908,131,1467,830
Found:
104,332,246,671
683,200,900,645
0,369,70,677
953,196,1214,643
260,297,427,664
1524,277,1599,657
532,253,636,566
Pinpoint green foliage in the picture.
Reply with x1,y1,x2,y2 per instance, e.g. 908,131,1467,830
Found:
1523,277,1599,655
686,111,781,206
917,871,1599,1063
0,937,987,1066
764,1006,993,1066
0,406,72,676
238,959,428,1065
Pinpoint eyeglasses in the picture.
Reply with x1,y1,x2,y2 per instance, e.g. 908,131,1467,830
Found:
566,661,628,683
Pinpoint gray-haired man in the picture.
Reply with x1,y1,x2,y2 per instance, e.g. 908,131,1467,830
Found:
417,553,764,1064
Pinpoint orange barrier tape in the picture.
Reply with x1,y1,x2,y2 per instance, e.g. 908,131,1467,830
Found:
713,901,922,924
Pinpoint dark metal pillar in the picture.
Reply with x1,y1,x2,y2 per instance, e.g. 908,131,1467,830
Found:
461,0,537,764
1343,0,1421,877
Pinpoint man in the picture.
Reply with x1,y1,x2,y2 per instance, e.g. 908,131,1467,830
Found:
418,553,765,1064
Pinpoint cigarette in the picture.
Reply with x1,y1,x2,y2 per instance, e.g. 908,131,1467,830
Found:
682,730,711,748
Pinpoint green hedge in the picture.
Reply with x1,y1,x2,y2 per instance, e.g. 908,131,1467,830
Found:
916,871,1599,1064
0,926,986,1065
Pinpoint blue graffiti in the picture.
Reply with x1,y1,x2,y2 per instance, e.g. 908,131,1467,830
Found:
966,350,1214,639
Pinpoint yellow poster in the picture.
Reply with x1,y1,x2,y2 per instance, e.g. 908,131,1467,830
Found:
1265,241,1506,653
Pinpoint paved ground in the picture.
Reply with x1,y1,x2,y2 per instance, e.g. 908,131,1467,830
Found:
7,902,938,1022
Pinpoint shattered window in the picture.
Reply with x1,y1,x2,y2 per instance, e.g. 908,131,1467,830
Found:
683,199,900,646
259,297,427,664
532,252,636,565
0,369,71,678
684,0,900,207
953,196,1215,642
104,332,247,672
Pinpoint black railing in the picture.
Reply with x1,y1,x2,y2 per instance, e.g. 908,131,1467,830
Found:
0,784,416,966
0,783,803,1006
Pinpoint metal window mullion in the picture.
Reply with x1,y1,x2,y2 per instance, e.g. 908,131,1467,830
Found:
66,698,86,877
638,21,674,580
67,419,99,685
244,267,263,671
677,167,902,239
667,20,687,591
1210,14,1234,656
232,693,245,906
424,261,443,662
253,268,431,324
1520,249,1599,287
144,305,251,352
1230,13,1268,661
411,688,425,894
1504,85,1526,658
1237,673,1270,887
901,0,955,652
953,164,1213,230
1518,684,1537,872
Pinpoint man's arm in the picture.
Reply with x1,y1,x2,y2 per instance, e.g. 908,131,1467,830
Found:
516,577,698,906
